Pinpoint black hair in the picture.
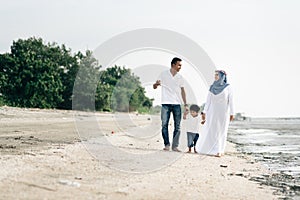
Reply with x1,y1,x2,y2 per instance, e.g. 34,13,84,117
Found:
190,104,200,113
171,57,182,66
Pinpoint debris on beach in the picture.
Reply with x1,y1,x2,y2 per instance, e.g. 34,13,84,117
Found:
58,179,81,188
220,165,228,168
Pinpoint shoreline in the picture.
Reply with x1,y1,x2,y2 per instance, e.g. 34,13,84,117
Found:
228,120,300,199
0,106,278,199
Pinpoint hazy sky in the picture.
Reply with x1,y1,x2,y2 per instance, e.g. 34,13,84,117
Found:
1,0,300,117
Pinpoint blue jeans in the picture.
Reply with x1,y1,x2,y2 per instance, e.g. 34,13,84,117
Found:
161,104,182,148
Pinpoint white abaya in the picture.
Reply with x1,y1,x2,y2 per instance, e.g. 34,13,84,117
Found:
195,85,234,155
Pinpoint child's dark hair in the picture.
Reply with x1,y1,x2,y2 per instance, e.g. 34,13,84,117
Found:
190,104,200,113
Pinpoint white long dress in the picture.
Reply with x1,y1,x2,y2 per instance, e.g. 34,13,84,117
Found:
195,85,234,155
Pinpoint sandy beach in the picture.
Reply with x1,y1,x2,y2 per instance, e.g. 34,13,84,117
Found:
0,106,278,199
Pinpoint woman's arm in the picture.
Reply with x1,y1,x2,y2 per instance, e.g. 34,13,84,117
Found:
202,92,212,121
228,86,234,121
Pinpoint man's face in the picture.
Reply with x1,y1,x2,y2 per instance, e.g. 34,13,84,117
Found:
172,61,182,72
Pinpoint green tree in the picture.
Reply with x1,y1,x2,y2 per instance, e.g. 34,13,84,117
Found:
0,37,80,108
2,38,63,108
0,37,153,112
72,50,100,111
96,66,153,112
0,53,13,106
57,47,81,109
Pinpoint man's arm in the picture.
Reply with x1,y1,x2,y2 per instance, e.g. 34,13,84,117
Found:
181,87,187,105
181,87,188,111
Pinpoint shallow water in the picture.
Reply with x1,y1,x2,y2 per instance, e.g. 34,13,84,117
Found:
228,118,300,199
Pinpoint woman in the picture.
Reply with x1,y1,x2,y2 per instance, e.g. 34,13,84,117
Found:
195,70,234,157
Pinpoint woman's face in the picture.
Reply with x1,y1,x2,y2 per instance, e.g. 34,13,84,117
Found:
214,72,220,81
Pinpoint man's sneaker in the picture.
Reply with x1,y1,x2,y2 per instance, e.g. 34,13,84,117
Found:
163,146,170,151
172,147,181,152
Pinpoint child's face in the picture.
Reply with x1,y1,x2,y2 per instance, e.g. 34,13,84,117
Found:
190,110,198,117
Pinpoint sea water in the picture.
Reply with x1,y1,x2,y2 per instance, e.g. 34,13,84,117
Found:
228,118,300,198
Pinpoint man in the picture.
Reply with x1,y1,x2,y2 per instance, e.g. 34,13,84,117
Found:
153,57,188,152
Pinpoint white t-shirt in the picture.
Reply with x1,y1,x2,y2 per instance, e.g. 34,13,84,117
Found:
158,70,184,104
186,114,202,133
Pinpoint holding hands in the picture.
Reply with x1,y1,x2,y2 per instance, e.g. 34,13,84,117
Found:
201,113,206,124
183,107,189,119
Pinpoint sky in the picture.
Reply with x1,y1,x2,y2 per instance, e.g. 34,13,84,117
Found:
1,0,300,117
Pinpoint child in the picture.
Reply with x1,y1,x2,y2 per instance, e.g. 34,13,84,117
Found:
183,104,205,153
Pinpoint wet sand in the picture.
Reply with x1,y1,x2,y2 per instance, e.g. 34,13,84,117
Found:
228,119,300,198
0,106,278,199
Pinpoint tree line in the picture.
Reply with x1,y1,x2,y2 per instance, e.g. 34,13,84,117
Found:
0,37,153,112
